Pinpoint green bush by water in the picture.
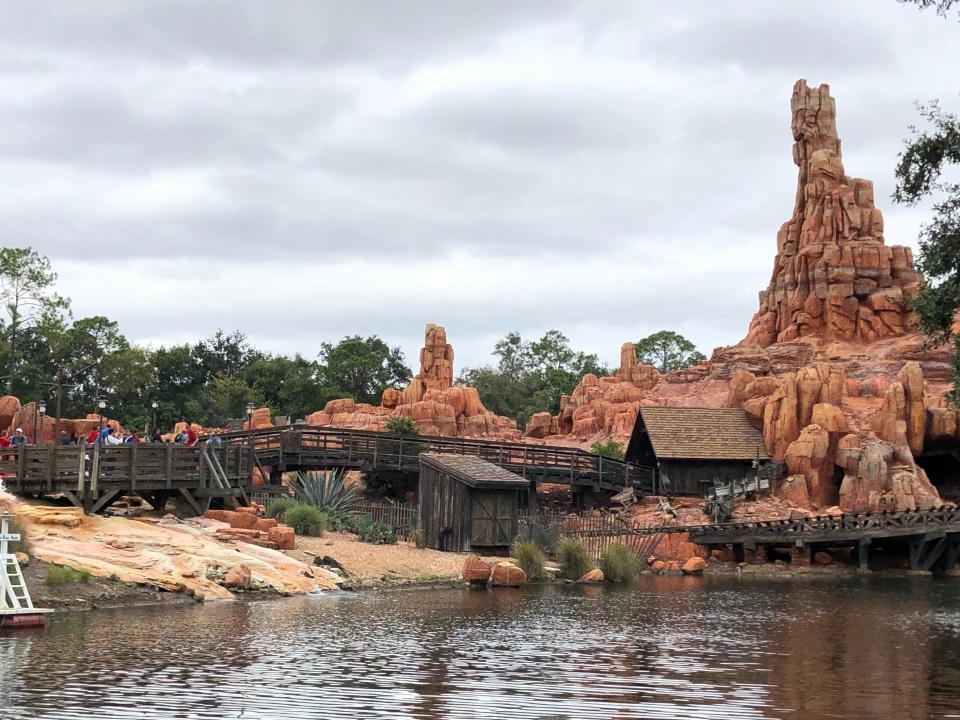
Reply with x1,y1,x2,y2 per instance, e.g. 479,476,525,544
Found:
45,565,91,586
511,538,546,581
557,536,593,580
281,504,328,536
600,543,637,584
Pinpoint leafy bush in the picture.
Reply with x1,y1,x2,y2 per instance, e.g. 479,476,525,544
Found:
385,415,421,435
289,469,361,513
281,503,328,536
601,543,637,584
353,513,397,544
408,516,425,548
266,496,298,519
511,538,546,581
46,565,91,586
324,509,358,533
591,439,625,460
557,536,593,580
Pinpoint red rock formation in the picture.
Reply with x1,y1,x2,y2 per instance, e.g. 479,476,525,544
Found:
743,80,918,346
307,324,520,440
517,79,956,516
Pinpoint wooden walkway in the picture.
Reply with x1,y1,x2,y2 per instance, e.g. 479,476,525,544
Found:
674,507,960,572
0,425,656,514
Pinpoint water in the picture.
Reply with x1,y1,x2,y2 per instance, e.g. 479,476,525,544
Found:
3,575,960,720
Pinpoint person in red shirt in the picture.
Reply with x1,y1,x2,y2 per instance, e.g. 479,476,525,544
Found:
86,428,99,444
0,432,10,449
184,425,198,446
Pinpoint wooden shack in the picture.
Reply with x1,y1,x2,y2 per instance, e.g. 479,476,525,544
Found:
418,453,530,553
624,407,770,496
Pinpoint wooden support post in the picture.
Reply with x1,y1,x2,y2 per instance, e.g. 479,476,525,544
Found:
16,448,25,494
47,444,55,493
76,443,85,500
90,442,100,504
90,488,121,515
130,442,138,495
858,538,871,571
178,488,202,516
165,444,173,490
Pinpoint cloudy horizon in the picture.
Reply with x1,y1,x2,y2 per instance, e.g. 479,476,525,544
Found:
2,1,959,373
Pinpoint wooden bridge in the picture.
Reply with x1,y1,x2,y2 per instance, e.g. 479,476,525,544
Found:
678,507,960,572
0,425,656,514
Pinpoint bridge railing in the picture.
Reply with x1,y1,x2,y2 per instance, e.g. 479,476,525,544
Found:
221,425,655,491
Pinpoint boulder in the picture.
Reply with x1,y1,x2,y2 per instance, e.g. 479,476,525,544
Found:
490,561,527,587
461,555,492,584
224,563,252,589
578,568,604,583
268,525,296,551
681,557,706,574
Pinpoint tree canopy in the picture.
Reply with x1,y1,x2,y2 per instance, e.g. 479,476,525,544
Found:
895,0,960,403
0,247,414,431
633,330,705,374
458,330,607,427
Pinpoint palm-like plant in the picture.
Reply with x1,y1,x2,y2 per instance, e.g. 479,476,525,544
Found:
289,469,361,513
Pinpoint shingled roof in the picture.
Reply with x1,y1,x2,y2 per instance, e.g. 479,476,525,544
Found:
419,453,530,488
637,407,770,461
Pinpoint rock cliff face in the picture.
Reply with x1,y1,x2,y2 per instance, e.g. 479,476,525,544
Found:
743,80,919,346
307,324,520,439
521,79,957,514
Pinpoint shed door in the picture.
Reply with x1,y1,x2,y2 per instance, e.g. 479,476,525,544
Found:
471,490,514,547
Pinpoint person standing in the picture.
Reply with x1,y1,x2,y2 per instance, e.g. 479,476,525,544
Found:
10,428,27,448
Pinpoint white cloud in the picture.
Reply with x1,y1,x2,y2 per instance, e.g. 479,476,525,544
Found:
0,0,958,370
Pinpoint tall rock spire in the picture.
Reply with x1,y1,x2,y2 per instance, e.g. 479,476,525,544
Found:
743,80,919,346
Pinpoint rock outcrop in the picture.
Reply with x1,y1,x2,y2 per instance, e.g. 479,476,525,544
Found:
307,324,520,439
517,79,956,515
743,80,918,346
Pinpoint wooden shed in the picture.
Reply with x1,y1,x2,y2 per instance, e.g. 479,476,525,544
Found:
624,407,770,496
418,453,530,553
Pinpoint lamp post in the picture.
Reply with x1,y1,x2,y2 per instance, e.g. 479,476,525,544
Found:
37,400,46,446
97,398,107,434
151,401,159,440
245,402,255,431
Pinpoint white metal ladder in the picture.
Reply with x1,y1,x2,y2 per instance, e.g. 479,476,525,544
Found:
0,513,34,612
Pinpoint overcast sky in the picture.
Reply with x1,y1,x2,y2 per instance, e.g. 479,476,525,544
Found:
1,1,958,373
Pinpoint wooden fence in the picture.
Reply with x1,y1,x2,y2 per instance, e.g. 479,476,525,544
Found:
351,502,419,541
519,511,665,567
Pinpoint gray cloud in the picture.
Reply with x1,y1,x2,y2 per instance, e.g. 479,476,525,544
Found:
1,1,959,370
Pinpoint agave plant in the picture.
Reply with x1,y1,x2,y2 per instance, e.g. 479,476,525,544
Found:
289,469,361,513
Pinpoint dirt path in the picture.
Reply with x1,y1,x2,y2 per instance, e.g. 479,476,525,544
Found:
290,531,467,584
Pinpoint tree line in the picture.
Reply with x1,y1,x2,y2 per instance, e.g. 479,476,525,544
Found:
1,248,709,432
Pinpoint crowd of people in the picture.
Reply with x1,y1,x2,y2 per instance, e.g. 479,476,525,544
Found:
0,423,212,447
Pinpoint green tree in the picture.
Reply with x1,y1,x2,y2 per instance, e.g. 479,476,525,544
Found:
385,415,420,435
245,354,327,421
318,335,411,405
458,330,607,426
203,373,264,425
590,439,625,460
0,248,70,395
895,0,960,403
633,330,705,373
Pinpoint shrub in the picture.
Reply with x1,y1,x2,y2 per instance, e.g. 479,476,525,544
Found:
601,543,637,584
557,536,593,580
385,415,421,435
408,516,425,548
281,504,328,536
511,538,546,581
591,439,625,460
353,513,397,544
289,469,361,514
45,565,91,586
266,496,298,519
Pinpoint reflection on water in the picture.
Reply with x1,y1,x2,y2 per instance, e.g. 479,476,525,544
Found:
3,576,960,719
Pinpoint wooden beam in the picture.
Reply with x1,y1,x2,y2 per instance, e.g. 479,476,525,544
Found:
89,488,122,515
178,488,202,516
